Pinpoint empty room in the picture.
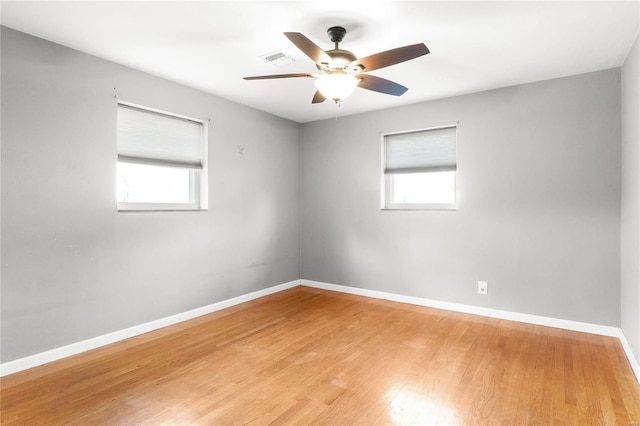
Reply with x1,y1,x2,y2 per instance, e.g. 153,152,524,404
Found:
1,1,639,424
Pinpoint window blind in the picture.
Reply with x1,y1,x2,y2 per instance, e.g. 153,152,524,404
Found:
384,126,456,174
117,104,204,169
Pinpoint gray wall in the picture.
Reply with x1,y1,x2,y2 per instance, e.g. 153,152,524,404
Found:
1,27,300,363
621,33,640,363
301,69,622,326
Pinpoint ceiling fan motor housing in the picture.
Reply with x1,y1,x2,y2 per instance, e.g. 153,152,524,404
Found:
317,49,358,71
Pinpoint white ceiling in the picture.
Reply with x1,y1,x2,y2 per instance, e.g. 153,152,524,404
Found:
2,1,639,123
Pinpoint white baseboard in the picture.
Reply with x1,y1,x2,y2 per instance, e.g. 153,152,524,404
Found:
302,280,620,336
618,331,640,384
3,278,639,385
301,279,640,384
0,279,301,377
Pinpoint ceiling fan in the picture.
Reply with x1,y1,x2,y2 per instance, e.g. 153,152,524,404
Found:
243,26,430,104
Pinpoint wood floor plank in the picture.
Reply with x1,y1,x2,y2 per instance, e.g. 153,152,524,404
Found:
1,286,639,425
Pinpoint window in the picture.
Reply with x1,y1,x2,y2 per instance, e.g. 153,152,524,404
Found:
117,102,207,211
382,125,457,210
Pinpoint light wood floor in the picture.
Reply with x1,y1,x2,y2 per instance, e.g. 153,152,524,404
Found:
1,286,639,425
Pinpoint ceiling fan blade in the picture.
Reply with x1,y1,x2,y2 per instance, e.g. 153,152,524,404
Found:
243,73,316,80
284,32,333,65
358,74,408,96
353,43,429,72
312,90,326,104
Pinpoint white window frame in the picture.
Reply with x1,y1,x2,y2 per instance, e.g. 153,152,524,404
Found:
381,124,457,211
116,101,208,212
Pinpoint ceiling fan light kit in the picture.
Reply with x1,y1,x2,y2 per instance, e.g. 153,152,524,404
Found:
314,71,360,103
244,26,429,104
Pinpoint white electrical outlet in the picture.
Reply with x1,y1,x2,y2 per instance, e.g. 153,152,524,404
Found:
478,281,488,295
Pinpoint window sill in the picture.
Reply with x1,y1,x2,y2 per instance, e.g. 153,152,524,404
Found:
382,203,456,211
117,202,206,212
